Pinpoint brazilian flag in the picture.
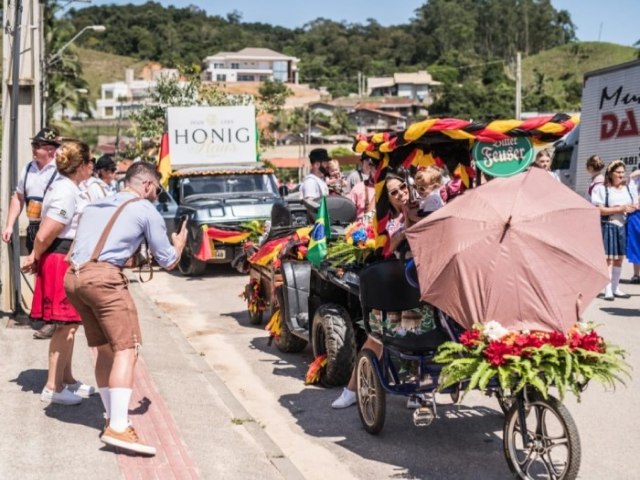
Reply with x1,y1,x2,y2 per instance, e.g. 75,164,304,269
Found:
306,197,331,266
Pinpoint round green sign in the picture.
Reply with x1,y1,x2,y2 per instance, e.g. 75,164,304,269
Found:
472,137,533,177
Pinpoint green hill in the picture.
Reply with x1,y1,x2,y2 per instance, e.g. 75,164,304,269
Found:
521,42,637,109
77,47,146,103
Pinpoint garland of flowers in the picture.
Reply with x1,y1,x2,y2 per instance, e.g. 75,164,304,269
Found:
265,309,282,343
242,278,267,317
434,321,630,401
305,355,328,385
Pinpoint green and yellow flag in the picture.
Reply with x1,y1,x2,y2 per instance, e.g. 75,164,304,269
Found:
306,197,331,266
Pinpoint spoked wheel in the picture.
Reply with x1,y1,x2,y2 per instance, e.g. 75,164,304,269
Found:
503,392,581,480
356,349,386,435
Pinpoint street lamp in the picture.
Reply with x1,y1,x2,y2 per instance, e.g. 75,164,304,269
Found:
47,25,106,67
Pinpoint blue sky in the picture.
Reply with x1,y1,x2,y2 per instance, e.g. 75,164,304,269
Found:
81,1,639,47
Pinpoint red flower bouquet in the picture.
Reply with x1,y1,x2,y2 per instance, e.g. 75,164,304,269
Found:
435,321,629,400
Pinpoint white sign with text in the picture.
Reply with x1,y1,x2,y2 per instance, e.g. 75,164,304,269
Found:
167,105,257,166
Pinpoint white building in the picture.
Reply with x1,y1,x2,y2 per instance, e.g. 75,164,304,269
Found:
96,68,179,119
367,71,441,103
202,48,299,84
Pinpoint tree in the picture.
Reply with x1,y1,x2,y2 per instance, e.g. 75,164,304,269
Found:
258,79,292,114
44,1,91,131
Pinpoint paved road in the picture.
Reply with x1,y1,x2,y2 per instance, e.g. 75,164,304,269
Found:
140,264,640,480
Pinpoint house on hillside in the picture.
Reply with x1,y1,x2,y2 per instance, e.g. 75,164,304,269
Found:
202,48,300,84
367,70,441,103
349,108,407,134
95,67,180,119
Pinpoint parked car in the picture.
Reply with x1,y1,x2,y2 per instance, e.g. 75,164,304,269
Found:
156,163,280,275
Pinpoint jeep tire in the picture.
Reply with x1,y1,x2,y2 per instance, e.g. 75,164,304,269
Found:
274,288,307,353
311,304,356,387
178,243,207,276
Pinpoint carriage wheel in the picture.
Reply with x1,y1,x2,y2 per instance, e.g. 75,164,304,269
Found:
356,349,386,435
503,392,581,480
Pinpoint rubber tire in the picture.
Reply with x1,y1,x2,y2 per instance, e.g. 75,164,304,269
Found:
247,282,264,325
311,304,356,387
356,348,386,435
503,392,581,480
178,242,207,276
274,288,307,353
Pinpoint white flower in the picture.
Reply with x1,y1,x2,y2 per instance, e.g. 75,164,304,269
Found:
483,320,509,341
577,321,590,332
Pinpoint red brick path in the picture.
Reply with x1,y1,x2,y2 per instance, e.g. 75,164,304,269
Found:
111,356,199,479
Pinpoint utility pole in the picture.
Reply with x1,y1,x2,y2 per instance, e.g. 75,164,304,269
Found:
1,0,44,316
515,52,522,120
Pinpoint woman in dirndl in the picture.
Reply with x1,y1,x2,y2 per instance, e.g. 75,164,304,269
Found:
22,140,97,405
591,160,639,300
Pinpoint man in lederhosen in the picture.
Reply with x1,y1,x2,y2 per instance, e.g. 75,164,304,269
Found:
2,128,60,339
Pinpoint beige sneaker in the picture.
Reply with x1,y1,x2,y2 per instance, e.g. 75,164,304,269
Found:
101,426,156,456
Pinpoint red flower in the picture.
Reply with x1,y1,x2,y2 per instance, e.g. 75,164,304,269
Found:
484,340,514,366
547,331,567,347
460,329,481,348
568,332,582,350
579,331,604,353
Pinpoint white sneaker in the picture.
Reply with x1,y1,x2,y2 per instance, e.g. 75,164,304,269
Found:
406,394,427,409
40,386,82,405
65,380,96,398
331,388,356,409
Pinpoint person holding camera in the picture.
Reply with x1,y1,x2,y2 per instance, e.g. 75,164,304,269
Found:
64,162,187,456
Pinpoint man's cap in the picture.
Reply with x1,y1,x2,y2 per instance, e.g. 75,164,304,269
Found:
309,148,331,163
95,155,117,171
31,128,61,146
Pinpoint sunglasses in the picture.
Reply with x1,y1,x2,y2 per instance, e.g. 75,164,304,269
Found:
388,183,408,197
144,180,162,196
31,142,50,149
415,184,430,194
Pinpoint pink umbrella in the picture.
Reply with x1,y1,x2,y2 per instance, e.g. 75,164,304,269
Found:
405,168,609,333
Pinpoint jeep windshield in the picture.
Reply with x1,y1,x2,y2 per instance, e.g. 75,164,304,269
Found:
181,174,278,200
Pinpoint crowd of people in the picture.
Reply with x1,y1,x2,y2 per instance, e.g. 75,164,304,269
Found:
1,127,187,456
3,130,639,453
293,146,640,410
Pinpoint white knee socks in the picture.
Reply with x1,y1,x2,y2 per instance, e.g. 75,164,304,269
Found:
109,388,132,432
98,387,110,418
611,266,622,294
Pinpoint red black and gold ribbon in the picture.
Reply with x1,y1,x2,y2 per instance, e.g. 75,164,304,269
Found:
355,113,580,256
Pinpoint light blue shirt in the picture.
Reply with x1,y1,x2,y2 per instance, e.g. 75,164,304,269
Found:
70,191,178,268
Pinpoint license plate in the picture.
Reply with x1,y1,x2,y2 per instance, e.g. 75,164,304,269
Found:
214,249,226,259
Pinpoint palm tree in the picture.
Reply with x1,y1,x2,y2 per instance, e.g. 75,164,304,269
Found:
44,1,91,131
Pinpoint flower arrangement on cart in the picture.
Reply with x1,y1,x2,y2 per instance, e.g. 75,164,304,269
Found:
435,320,629,402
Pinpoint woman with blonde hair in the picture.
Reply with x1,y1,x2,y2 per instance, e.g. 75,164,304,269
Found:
591,160,639,300
22,140,96,404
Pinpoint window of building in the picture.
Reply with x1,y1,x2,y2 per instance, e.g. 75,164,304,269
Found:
213,63,225,69
238,75,255,81
104,106,114,117
272,61,288,82
216,74,227,82
231,63,240,69
104,90,114,99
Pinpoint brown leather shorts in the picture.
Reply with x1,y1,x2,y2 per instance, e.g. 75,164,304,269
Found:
64,262,142,351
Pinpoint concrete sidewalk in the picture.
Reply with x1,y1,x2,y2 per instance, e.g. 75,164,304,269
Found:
0,277,302,480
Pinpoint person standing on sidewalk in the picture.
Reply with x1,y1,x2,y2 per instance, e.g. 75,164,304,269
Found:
2,128,60,339
591,160,639,300
21,140,97,405
65,162,187,456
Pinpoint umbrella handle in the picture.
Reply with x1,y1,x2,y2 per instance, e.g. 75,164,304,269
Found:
405,258,420,289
